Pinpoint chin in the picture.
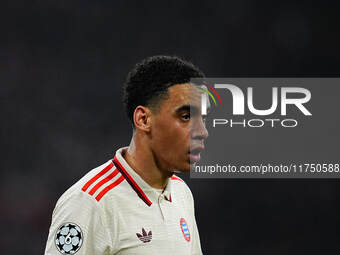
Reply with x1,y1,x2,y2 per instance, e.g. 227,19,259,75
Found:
173,163,191,173
189,162,197,171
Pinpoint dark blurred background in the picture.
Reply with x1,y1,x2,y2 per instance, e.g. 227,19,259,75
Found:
1,0,340,254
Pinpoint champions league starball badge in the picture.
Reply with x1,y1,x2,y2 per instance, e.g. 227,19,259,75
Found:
55,223,83,254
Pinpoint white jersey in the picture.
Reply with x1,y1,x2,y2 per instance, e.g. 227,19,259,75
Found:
45,147,203,255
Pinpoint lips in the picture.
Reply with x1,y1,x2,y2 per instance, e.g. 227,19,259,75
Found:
189,146,204,163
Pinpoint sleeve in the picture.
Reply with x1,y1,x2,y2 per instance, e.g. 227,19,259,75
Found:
44,190,114,255
191,213,203,255
185,186,203,255
191,199,203,255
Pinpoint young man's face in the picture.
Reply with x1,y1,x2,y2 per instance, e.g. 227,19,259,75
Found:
150,83,208,172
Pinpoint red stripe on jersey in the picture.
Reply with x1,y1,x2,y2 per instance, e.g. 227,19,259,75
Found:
165,194,172,202
113,156,152,207
82,162,114,192
88,169,119,195
171,175,184,182
95,175,125,201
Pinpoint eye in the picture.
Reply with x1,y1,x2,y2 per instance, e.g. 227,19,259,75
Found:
181,113,190,121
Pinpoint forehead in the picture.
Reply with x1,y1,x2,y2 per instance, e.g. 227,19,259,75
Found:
165,83,202,107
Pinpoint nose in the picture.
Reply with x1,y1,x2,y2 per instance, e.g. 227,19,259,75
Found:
191,117,209,140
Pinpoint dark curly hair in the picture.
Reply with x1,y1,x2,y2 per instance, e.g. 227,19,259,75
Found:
123,55,204,127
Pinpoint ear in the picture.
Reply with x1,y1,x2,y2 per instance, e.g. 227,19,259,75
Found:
133,106,152,132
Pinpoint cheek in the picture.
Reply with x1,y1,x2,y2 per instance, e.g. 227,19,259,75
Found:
152,119,189,152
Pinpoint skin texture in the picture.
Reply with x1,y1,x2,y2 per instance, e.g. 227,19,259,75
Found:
124,83,208,189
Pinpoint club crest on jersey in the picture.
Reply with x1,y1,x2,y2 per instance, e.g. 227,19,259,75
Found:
55,223,83,254
180,218,191,242
136,228,152,243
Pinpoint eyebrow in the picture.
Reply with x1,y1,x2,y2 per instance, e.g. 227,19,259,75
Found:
175,105,199,115
176,105,190,113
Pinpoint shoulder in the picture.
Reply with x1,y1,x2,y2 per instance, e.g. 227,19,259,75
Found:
55,160,125,211
170,174,194,202
170,174,185,183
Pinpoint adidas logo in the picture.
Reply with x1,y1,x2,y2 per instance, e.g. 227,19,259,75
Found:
136,228,152,243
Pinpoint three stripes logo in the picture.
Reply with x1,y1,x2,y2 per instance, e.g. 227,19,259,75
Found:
198,84,223,115
136,228,152,243
81,162,125,202
180,218,191,242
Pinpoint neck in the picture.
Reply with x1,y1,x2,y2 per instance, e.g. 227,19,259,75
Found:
123,132,172,189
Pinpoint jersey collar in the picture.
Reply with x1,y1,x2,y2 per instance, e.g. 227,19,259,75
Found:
113,147,173,206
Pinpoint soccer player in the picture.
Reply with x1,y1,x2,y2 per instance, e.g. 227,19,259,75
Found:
45,55,208,255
